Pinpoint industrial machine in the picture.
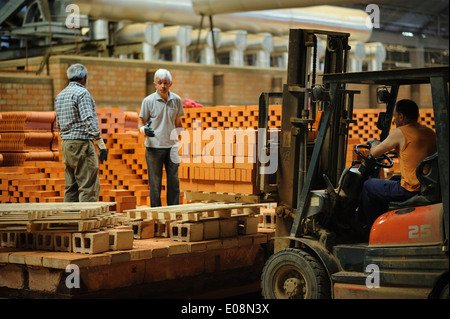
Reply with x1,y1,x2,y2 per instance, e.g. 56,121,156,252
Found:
257,29,449,299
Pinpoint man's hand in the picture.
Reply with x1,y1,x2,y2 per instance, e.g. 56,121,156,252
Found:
140,120,155,137
367,139,380,149
95,138,108,164
99,148,108,164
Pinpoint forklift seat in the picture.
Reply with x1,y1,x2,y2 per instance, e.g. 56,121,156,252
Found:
388,152,441,210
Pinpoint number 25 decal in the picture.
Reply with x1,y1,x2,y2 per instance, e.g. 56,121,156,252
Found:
408,224,431,239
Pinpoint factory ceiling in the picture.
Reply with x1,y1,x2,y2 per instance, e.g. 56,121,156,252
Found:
340,0,449,49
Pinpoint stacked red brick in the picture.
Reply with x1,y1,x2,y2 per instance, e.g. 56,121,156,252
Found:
179,105,282,195
0,112,64,203
0,107,435,208
0,109,148,211
346,109,436,174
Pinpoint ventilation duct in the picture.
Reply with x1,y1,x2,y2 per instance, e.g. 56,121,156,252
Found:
348,41,366,72
365,42,386,71
190,28,221,64
73,0,372,42
191,0,387,15
218,30,248,66
246,33,274,68
156,25,193,63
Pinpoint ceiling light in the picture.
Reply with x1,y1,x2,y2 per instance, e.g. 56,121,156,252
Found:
402,32,414,37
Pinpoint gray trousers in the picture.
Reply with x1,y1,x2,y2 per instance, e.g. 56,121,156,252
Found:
145,147,180,207
61,139,100,202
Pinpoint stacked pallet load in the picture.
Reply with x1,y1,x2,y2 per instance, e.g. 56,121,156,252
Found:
125,202,263,242
0,202,133,254
179,105,282,196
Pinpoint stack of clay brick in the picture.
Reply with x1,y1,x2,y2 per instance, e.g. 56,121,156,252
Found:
0,112,64,203
179,105,282,195
346,108,435,172
0,109,147,212
0,202,133,254
0,107,435,209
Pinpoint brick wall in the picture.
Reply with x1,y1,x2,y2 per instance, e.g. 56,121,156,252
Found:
0,75,54,112
0,55,437,112
0,56,287,111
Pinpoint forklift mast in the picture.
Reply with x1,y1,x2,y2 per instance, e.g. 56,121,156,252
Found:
258,29,357,250
278,29,350,210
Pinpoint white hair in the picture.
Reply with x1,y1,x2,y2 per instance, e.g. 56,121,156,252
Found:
67,63,88,81
154,69,172,83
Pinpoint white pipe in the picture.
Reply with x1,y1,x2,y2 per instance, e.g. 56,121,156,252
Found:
246,33,274,53
73,0,372,42
191,0,388,16
189,28,221,64
219,30,247,51
143,42,157,61
156,25,192,63
92,19,108,40
116,23,162,45
157,25,192,48
348,41,366,72
365,42,386,71
190,28,221,48
245,33,274,68
218,30,247,66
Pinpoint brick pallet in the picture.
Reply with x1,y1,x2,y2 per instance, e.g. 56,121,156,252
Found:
0,202,133,254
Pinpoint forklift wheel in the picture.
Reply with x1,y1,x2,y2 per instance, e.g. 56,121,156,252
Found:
261,248,330,299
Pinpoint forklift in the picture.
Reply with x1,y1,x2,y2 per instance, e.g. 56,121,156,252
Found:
257,29,449,299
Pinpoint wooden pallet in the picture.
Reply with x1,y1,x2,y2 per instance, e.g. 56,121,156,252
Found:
0,202,119,232
125,202,263,242
184,191,263,204
126,202,262,222
0,202,134,254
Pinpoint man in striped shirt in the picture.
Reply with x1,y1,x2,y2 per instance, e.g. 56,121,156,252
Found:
55,63,108,202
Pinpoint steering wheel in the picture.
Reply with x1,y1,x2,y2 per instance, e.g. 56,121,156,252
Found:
354,144,394,168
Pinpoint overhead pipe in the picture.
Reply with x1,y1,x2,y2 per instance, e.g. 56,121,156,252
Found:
115,23,162,60
116,23,162,45
245,33,274,68
190,28,221,64
191,0,388,15
92,19,109,41
218,30,247,66
348,41,366,72
272,36,288,68
73,0,373,42
364,42,386,71
156,25,193,63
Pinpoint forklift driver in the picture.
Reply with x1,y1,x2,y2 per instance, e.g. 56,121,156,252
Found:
356,99,437,231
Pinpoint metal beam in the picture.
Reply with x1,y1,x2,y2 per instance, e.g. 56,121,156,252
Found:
430,75,449,247
0,0,30,26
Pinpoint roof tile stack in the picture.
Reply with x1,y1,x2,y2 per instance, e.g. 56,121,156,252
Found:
0,111,57,166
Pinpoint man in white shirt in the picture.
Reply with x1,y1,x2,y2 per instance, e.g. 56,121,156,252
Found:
139,69,185,207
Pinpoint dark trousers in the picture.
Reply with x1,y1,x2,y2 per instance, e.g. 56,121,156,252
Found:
145,147,180,207
357,175,418,227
